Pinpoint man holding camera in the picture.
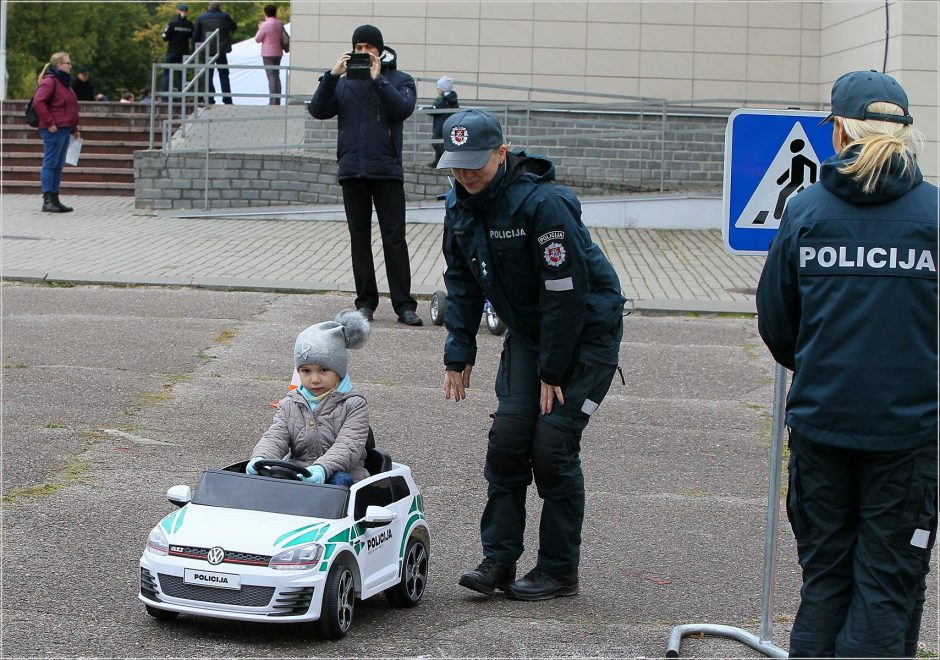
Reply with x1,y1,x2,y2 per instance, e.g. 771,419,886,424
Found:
308,24,423,326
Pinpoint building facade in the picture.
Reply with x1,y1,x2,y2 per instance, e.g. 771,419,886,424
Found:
288,0,939,181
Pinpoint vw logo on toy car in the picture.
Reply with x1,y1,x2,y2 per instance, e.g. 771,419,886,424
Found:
207,546,225,565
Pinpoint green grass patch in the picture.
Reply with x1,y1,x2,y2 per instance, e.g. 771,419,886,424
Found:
42,422,67,429
214,329,237,343
2,455,89,504
43,280,75,288
1,362,27,369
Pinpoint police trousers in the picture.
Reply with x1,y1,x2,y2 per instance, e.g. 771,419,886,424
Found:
481,321,622,573
786,431,937,658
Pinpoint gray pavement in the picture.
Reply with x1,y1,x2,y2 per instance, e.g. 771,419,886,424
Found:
0,194,763,314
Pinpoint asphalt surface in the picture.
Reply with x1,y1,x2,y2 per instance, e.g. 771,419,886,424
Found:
0,194,937,658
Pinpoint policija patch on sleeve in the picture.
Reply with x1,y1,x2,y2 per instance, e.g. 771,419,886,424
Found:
538,227,569,270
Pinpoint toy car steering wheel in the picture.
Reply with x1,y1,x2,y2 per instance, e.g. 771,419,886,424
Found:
253,459,311,480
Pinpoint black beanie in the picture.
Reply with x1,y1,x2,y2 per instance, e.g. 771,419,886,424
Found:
352,24,384,52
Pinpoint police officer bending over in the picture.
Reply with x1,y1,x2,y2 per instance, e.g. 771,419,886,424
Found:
757,70,938,658
437,109,625,601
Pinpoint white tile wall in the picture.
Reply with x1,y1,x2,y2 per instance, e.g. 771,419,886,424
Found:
288,0,938,182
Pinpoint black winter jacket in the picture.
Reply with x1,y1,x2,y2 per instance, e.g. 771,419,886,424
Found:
757,149,938,451
308,49,416,182
442,152,625,385
193,8,236,54
163,14,194,56
431,90,458,139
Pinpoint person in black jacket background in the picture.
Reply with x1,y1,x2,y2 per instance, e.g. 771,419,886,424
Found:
756,70,938,658
193,1,237,105
161,3,193,98
70,66,95,101
309,24,422,326
428,75,458,167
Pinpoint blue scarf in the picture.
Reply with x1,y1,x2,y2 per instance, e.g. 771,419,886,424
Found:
299,374,352,412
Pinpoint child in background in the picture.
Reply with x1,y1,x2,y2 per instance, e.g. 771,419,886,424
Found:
247,309,371,486
429,75,458,167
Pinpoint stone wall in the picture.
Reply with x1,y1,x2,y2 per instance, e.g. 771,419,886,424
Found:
135,109,727,210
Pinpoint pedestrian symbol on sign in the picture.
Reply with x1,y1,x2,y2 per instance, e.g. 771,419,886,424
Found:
733,122,823,230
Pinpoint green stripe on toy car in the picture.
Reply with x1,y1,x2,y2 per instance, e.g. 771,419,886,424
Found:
160,508,187,534
275,522,329,548
399,513,423,555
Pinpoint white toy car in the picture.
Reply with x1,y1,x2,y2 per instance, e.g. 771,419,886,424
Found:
139,444,430,638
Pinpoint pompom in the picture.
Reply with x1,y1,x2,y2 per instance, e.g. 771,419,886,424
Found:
335,308,370,349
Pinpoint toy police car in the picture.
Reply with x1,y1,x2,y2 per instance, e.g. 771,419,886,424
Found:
139,445,430,638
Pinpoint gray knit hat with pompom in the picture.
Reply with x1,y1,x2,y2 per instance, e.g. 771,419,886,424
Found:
293,309,370,377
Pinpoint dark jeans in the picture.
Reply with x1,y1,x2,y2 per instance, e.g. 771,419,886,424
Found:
327,470,354,487
481,322,622,572
786,432,937,658
340,178,417,315
162,52,185,95
262,55,282,105
206,51,232,104
39,126,73,193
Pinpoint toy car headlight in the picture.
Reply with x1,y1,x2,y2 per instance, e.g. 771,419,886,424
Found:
146,526,169,556
269,543,323,570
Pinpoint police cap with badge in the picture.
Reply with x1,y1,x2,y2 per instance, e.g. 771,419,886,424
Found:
436,109,504,170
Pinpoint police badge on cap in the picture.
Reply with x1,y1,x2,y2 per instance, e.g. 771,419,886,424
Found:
436,109,504,170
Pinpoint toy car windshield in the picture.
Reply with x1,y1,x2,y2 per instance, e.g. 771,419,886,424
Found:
192,469,348,519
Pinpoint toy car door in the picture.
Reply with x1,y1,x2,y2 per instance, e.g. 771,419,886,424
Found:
352,477,404,592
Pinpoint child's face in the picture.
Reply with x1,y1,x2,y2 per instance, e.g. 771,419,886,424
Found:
297,363,339,395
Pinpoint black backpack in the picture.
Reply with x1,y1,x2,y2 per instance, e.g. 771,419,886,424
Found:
25,99,39,127
26,77,56,128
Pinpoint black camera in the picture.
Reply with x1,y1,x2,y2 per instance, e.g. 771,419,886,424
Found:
346,52,372,80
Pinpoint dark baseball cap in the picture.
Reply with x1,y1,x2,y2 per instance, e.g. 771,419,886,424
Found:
176,3,189,11
437,109,505,170
822,70,913,125
77,66,90,74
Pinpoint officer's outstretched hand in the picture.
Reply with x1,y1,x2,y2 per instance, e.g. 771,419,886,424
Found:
540,381,564,415
444,365,473,402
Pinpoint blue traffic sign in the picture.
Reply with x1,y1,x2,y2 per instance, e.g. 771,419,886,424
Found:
723,109,835,255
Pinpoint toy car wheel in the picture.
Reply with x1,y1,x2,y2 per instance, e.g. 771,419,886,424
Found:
385,536,428,607
485,309,507,336
145,605,179,622
430,290,447,326
318,561,355,639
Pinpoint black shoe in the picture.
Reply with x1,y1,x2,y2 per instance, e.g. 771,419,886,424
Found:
458,558,516,595
397,310,423,326
505,566,579,601
52,193,73,213
357,308,374,322
41,193,63,213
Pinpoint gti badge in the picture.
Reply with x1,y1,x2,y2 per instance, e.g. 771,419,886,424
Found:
207,546,225,565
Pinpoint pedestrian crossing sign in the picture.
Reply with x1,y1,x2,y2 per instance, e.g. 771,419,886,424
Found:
723,109,835,255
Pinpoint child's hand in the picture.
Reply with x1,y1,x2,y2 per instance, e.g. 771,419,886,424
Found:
246,456,264,475
300,465,326,484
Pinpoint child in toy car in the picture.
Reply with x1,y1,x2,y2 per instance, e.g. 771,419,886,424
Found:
247,309,371,487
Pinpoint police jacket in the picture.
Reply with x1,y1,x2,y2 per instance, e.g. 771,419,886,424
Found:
70,77,95,102
193,8,236,54
757,149,938,451
308,48,416,182
442,152,625,385
163,14,194,56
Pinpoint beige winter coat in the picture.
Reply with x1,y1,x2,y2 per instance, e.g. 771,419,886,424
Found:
252,388,370,482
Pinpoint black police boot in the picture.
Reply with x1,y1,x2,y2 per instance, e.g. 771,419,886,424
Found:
42,193,63,213
505,566,579,601
458,557,516,595
51,193,73,213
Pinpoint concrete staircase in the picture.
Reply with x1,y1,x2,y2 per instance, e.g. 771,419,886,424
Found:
1,100,163,196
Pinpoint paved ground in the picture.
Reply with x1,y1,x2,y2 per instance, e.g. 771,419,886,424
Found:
0,194,763,314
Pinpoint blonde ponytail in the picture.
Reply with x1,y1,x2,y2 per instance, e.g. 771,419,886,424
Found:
38,52,70,85
837,101,924,194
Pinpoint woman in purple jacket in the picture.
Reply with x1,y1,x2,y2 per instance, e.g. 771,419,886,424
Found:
254,4,285,105
32,52,81,213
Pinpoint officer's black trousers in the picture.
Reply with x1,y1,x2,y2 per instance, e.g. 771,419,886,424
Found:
162,52,184,94
481,326,620,574
786,432,937,658
205,52,232,104
340,178,417,316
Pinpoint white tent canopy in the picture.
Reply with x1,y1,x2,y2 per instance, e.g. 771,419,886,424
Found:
209,23,290,105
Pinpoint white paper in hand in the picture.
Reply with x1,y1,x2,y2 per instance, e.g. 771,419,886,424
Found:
65,136,83,166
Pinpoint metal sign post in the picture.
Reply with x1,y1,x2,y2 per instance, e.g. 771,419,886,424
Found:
667,109,834,658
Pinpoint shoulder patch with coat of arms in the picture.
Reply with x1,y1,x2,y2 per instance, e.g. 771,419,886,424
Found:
538,227,569,270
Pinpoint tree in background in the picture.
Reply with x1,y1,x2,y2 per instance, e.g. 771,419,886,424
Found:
7,1,290,100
